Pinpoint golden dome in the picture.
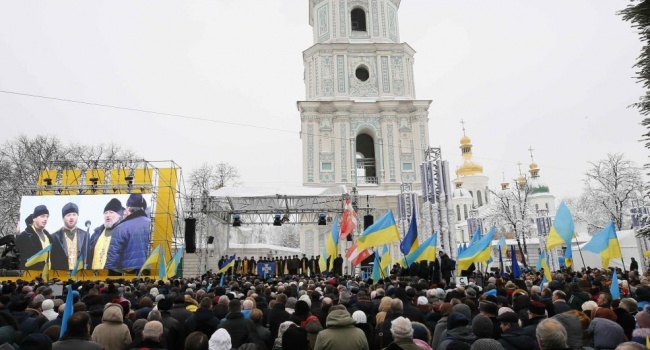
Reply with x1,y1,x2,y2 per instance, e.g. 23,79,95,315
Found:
457,161,484,177
460,135,472,145
516,175,526,188
529,162,538,170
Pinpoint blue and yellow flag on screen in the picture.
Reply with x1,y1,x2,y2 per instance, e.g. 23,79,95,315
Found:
583,221,621,268
457,226,495,271
400,211,419,255
546,201,575,249
357,211,400,249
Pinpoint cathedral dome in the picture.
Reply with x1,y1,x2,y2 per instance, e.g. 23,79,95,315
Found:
457,161,484,177
460,135,472,146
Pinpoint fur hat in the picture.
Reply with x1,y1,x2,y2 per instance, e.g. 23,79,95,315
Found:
528,300,546,316
103,198,122,213
352,310,367,324
390,316,413,339
126,194,147,209
479,301,499,315
61,203,78,218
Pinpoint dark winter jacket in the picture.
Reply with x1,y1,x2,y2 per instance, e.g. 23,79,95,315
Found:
522,315,547,339
568,291,591,311
15,225,52,270
50,227,90,270
614,307,636,341
185,307,220,337
105,210,150,269
161,313,182,350
11,310,41,342
53,336,103,350
498,326,539,350
355,322,376,350
218,311,258,349
438,326,476,350
268,303,291,339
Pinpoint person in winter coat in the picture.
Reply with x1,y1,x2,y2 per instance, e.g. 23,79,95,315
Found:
251,309,273,350
632,305,650,345
53,312,102,350
185,297,221,338
91,303,132,350
552,313,584,350
522,301,547,339
382,316,421,350
431,302,453,349
105,194,150,269
9,296,42,343
352,311,375,350
588,311,626,350
411,322,433,350
129,321,165,350
269,294,291,339
209,329,232,350
496,312,538,350
568,281,591,311
218,299,259,348
615,298,638,341
314,309,368,350
437,313,476,350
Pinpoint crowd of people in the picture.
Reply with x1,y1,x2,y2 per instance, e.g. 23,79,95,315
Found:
0,264,647,350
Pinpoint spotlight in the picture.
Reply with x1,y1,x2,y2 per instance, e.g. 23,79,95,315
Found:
318,213,327,225
281,214,290,223
233,215,241,227
273,214,282,226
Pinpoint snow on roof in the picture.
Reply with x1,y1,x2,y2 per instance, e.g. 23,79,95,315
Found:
210,185,349,198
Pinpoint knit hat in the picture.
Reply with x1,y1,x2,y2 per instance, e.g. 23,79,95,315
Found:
150,287,159,297
472,314,493,338
581,300,598,312
19,333,52,350
209,329,232,350
24,214,33,226
391,316,413,339
126,194,147,209
636,306,650,328
42,299,54,311
61,202,78,217
448,312,470,330
528,300,546,316
452,303,472,320
33,205,49,218
412,323,429,342
471,338,503,350
104,198,122,213
417,296,429,305
352,310,367,324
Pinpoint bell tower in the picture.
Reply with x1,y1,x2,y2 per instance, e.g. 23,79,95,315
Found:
299,0,431,191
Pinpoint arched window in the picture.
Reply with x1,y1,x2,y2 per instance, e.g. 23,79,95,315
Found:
463,205,468,220
351,8,367,32
456,205,461,221
477,190,483,206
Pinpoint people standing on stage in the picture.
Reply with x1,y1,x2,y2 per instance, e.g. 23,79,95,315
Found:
300,254,308,275
308,256,316,276
105,194,151,270
250,256,257,275
235,256,242,274
334,254,344,275
16,205,52,270
89,198,122,270
51,202,90,270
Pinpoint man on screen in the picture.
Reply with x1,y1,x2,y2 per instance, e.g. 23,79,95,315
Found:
105,194,151,270
88,198,123,270
51,203,90,270
16,205,52,270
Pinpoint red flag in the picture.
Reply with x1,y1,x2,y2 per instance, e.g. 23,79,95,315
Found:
340,198,358,239
345,241,372,266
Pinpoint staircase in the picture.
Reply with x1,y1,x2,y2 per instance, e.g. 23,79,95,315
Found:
181,252,203,278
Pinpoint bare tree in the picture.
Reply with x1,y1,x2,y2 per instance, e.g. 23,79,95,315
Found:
187,162,242,196
485,180,534,267
583,153,645,231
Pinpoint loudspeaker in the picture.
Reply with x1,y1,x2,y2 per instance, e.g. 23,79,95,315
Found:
185,218,196,253
207,236,214,244
364,215,374,230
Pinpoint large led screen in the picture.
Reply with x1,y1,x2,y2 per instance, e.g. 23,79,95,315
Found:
18,194,153,271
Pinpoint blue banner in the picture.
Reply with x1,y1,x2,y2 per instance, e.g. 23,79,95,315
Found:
257,261,276,278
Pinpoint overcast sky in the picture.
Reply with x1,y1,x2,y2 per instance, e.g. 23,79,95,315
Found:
0,1,644,199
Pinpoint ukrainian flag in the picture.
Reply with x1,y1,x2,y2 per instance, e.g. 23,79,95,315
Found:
318,246,328,273
564,244,573,268
400,211,419,255
70,254,84,278
538,250,552,281
469,227,481,245
546,201,575,249
138,245,163,277
158,248,167,280
398,233,438,266
497,234,507,256
379,244,391,275
326,217,340,271
457,227,495,271
218,254,237,274
166,246,185,278
357,211,400,249
25,245,51,268
583,221,621,268
371,249,382,281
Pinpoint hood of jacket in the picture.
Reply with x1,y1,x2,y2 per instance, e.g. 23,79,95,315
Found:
446,325,476,343
325,309,355,328
102,304,124,323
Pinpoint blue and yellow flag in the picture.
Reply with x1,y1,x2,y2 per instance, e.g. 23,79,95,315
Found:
400,211,420,255
399,233,437,266
379,244,391,275
457,227,495,271
371,249,382,281
218,254,237,274
498,234,507,256
564,244,573,268
357,211,400,249
610,269,620,300
59,284,74,338
326,217,340,271
319,246,328,273
546,201,575,249
70,254,84,278
583,221,621,268
25,245,51,268
538,250,552,281
166,246,184,278
138,245,164,277
158,248,166,280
